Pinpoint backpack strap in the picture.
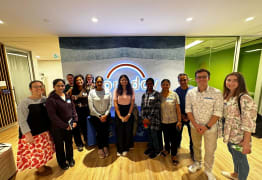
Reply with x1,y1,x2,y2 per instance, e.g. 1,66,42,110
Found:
237,93,245,114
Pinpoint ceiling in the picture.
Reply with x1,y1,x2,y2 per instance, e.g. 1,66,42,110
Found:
0,0,262,37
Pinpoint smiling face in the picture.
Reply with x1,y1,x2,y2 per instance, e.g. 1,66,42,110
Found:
30,82,43,96
54,81,65,94
76,76,84,87
146,80,154,92
120,76,128,87
67,75,74,85
178,75,188,88
95,77,103,89
226,75,239,92
161,80,170,91
195,71,210,88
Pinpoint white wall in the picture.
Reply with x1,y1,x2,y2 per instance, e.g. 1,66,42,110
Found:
37,60,63,95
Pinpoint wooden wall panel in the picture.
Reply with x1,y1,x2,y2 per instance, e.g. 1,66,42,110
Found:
0,43,17,130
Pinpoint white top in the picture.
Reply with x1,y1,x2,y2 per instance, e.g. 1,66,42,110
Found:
88,88,112,118
161,91,180,124
185,86,223,128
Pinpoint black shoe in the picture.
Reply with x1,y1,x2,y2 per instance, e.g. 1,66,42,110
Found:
59,163,69,170
77,146,83,152
144,148,152,155
149,152,159,159
68,159,75,167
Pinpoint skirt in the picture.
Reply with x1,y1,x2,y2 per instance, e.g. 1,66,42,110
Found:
17,131,55,171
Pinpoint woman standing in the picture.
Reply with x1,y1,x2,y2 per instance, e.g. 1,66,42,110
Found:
221,72,257,180
17,80,54,176
46,79,78,170
72,74,89,151
114,74,135,156
160,79,182,165
88,76,112,158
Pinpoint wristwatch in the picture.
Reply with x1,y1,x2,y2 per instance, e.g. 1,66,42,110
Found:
205,124,211,130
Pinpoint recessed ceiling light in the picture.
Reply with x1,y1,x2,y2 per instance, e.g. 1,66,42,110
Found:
186,17,193,22
91,17,98,23
0,20,4,24
185,40,203,49
36,56,40,59
245,17,255,22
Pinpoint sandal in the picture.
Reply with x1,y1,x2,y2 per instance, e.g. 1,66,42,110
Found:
160,150,169,157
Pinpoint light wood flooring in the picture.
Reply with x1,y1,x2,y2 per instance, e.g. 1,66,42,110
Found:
1,124,262,180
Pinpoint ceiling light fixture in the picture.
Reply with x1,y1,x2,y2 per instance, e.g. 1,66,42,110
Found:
245,17,255,22
0,20,4,24
36,56,40,58
245,49,261,53
185,40,203,49
91,17,98,23
186,17,193,22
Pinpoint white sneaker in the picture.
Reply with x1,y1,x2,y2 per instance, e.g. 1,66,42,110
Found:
117,152,122,157
221,171,238,180
205,170,216,180
122,151,128,156
188,161,201,173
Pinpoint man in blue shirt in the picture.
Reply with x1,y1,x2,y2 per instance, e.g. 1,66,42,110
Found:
175,73,194,160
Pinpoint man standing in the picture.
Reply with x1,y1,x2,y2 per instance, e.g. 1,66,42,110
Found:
141,78,162,158
64,74,74,95
175,73,194,160
186,69,223,180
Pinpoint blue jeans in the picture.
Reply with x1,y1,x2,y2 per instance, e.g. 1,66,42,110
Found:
227,142,249,180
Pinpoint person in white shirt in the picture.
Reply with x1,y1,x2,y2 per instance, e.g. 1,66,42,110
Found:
88,76,112,159
186,69,223,180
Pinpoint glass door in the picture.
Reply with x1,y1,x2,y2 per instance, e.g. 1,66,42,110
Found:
5,47,33,105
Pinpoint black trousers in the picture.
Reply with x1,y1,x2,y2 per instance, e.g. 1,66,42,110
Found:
177,120,193,154
52,128,73,166
90,116,109,149
73,107,88,146
115,104,134,153
162,122,179,156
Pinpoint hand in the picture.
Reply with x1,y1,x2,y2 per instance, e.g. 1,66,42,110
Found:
194,123,202,133
176,121,182,130
25,132,35,143
67,126,71,130
143,118,151,125
119,116,125,122
182,116,189,122
72,95,78,101
123,115,130,122
239,141,251,154
199,125,207,134
72,122,77,128
100,115,107,123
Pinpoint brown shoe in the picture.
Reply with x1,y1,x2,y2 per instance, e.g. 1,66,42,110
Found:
35,166,52,176
160,150,169,157
172,156,179,165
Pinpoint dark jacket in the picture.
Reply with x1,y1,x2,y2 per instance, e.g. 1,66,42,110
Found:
46,91,78,130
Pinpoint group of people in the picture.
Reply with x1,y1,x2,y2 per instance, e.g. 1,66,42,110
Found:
16,68,257,180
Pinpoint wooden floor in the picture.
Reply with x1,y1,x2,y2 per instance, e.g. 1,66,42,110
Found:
1,124,262,180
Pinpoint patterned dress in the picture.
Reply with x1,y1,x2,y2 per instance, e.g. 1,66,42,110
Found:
223,94,257,144
17,97,55,171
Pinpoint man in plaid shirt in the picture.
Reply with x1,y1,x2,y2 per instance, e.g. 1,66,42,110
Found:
141,78,163,158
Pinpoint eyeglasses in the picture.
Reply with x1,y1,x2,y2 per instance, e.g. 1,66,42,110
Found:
196,76,208,79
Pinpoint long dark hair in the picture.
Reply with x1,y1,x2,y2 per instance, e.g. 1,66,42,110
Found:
223,72,248,99
117,74,133,96
72,74,86,94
